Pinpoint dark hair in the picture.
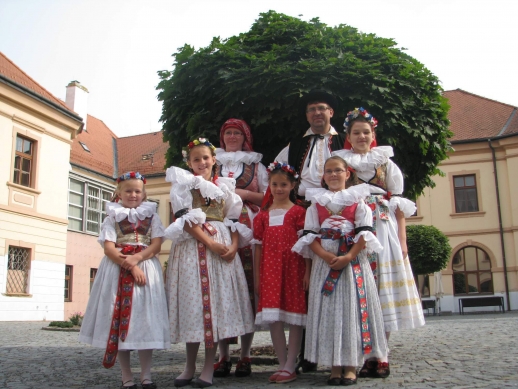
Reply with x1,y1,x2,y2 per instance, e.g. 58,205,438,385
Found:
269,169,298,204
345,115,372,135
321,156,358,189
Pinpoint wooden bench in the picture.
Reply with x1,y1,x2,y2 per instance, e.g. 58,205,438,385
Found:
458,296,505,315
421,299,436,315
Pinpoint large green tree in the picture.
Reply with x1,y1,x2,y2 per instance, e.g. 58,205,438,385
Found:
157,11,452,199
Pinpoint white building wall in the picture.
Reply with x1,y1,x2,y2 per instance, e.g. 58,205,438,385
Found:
0,257,65,321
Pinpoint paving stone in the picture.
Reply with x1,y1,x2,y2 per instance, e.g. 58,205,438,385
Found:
1,312,518,388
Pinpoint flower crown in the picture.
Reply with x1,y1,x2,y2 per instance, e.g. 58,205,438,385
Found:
116,171,146,184
181,138,217,161
267,162,299,179
343,107,378,131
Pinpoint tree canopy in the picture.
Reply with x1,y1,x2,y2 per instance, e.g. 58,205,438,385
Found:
407,225,452,275
157,10,452,199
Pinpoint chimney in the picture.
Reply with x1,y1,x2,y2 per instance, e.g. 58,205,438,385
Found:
65,81,89,131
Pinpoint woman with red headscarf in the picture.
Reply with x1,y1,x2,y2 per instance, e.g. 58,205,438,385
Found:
332,107,424,379
213,118,268,378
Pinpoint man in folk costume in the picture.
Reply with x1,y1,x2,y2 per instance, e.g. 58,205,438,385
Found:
275,90,346,373
275,90,347,201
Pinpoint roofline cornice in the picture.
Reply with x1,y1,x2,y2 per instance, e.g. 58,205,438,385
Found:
0,74,84,123
451,132,518,145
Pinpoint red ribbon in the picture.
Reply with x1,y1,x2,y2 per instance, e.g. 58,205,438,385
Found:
102,245,142,368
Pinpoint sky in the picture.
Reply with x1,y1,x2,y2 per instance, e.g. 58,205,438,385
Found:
1,0,517,138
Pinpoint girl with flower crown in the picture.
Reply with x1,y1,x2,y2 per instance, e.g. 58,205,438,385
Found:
251,162,309,384
212,119,269,378
79,172,170,389
164,138,255,388
292,156,388,386
332,108,425,378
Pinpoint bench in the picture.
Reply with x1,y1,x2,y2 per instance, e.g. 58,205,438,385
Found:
458,296,505,314
421,299,436,315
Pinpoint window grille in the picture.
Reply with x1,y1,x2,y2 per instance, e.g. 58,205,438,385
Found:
64,265,72,301
7,246,30,294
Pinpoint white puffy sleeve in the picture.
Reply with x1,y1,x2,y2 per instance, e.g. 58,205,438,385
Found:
274,144,289,164
97,216,117,247
292,203,320,258
386,160,416,217
257,162,269,193
354,199,382,252
220,178,253,247
150,213,166,241
164,167,206,242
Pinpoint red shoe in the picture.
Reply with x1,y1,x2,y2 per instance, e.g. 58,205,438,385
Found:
375,361,390,378
276,370,297,384
269,370,282,383
213,357,232,377
235,357,252,377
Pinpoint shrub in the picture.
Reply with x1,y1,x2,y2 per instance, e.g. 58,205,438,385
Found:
407,224,451,275
49,321,73,328
69,312,83,326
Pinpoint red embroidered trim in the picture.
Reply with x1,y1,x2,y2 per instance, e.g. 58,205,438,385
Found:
102,244,141,368
197,241,215,348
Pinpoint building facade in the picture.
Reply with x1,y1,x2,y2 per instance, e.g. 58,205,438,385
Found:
409,89,518,313
0,53,83,321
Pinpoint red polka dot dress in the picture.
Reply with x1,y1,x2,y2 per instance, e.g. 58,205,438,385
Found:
253,205,307,326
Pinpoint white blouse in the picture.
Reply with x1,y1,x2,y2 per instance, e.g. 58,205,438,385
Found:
332,146,416,217
215,149,269,193
98,201,165,247
164,167,252,245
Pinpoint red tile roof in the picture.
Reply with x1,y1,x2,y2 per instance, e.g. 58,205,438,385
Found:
117,132,168,176
444,89,518,142
70,115,118,177
0,51,74,113
71,118,168,178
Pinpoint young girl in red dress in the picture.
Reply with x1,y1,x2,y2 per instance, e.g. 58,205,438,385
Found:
253,162,310,384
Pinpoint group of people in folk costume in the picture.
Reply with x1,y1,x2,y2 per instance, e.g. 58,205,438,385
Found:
78,90,424,388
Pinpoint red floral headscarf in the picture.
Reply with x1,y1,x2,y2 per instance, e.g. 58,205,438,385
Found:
219,118,254,151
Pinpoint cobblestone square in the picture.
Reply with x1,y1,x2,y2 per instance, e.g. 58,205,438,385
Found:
1,313,518,388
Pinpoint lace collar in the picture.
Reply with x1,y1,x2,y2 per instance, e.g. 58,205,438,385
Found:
215,149,263,165
106,201,156,223
166,167,235,202
332,146,393,172
306,184,371,207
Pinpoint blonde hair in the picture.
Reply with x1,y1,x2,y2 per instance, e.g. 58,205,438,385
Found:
111,177,147,203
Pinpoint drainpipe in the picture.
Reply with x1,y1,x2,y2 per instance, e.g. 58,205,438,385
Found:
488,139,511,311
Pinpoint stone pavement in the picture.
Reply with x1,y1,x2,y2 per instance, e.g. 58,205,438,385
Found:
1,313,518,389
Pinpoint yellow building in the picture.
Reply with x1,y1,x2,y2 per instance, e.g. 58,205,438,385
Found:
409,89,518,314
0,52,83,321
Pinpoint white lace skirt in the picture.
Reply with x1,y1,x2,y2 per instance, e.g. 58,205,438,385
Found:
305,239,388,367
79,256,170,350
166,220,255,344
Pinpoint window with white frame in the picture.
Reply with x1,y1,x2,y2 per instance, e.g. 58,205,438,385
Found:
68,178,113,234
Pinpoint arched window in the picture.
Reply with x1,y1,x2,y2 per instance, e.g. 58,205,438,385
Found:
452,246,493,295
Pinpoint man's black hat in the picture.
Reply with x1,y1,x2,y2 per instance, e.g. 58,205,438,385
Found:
300,89,338,112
